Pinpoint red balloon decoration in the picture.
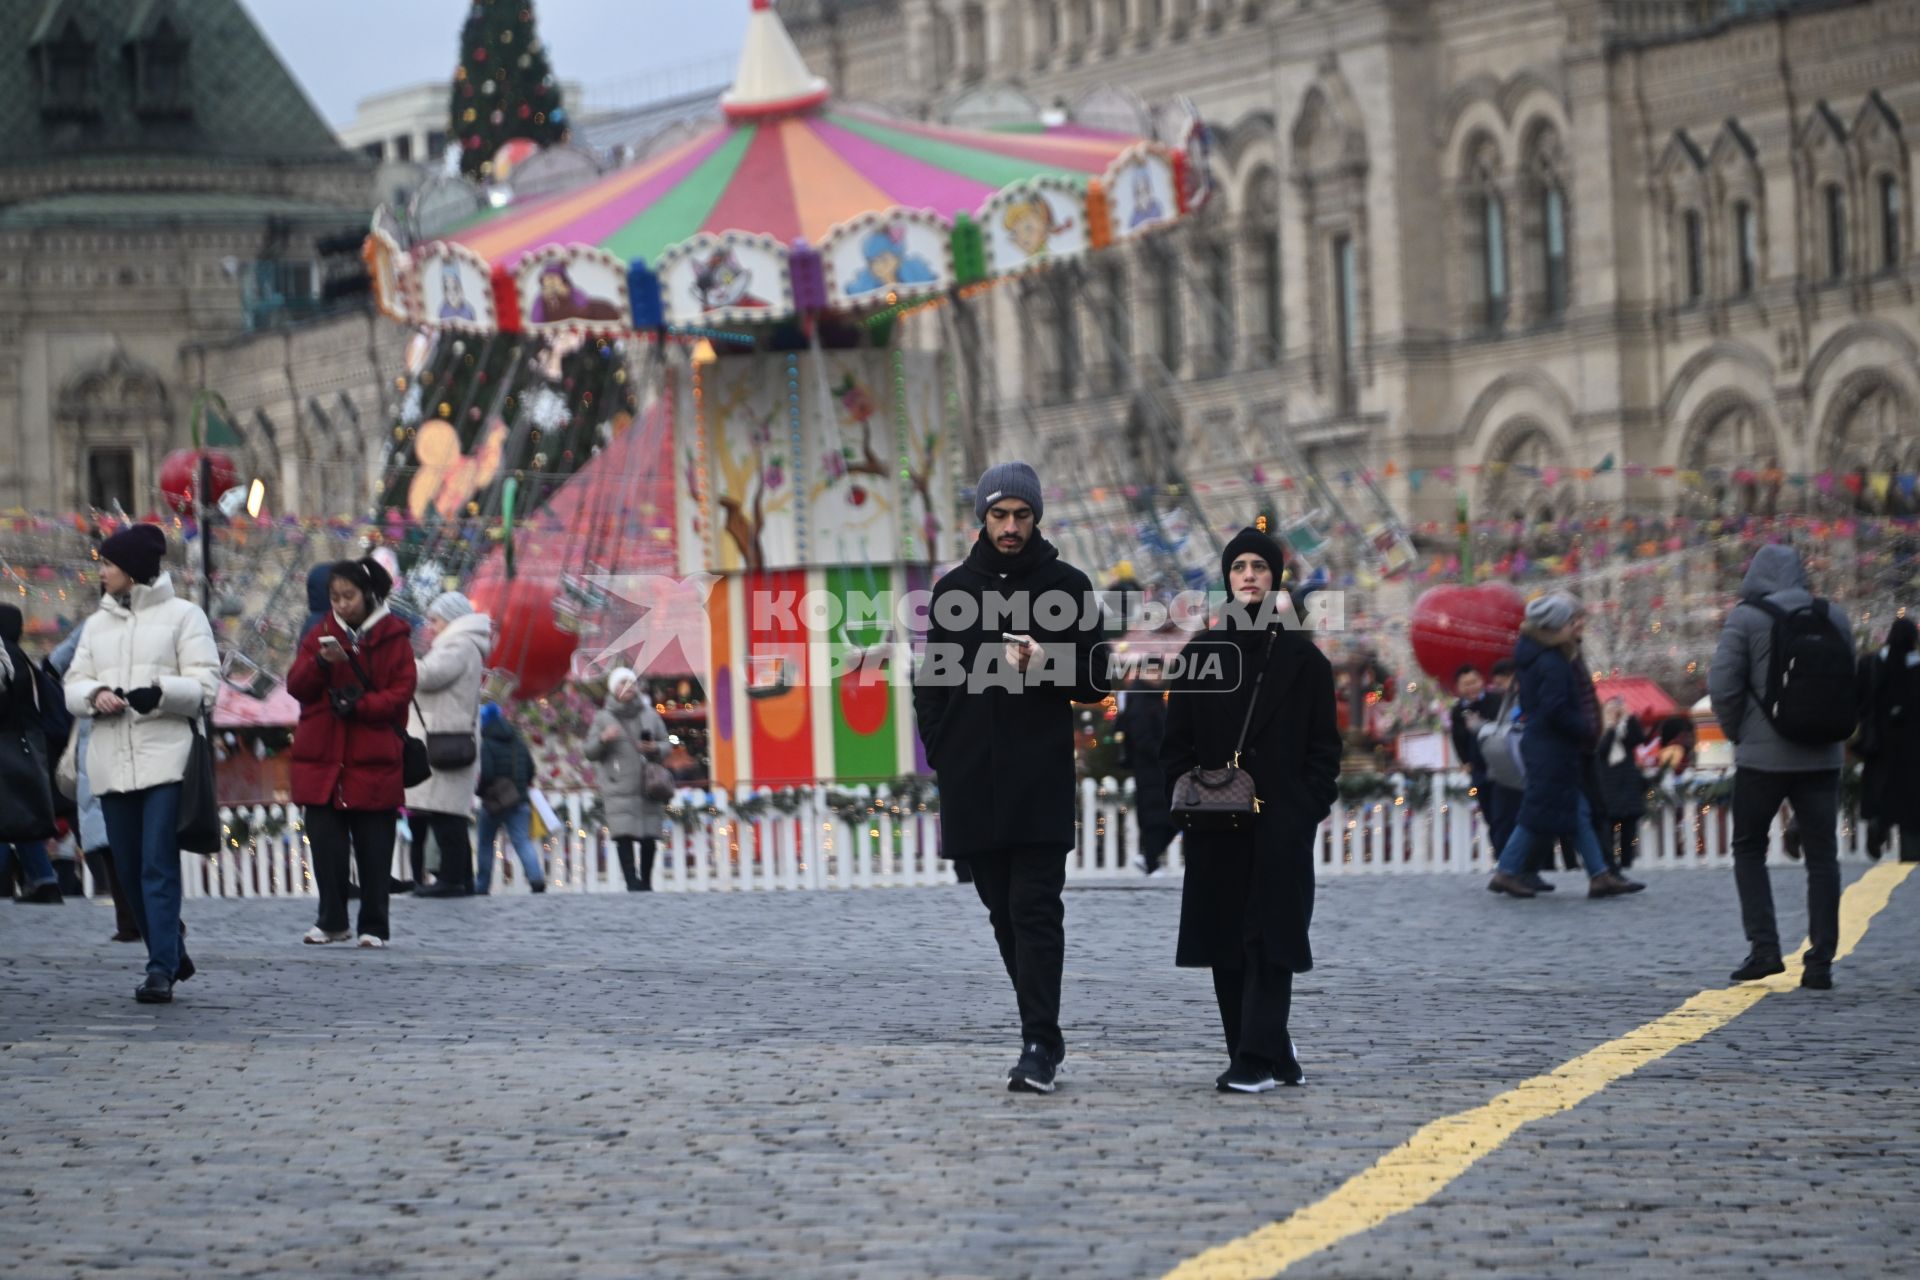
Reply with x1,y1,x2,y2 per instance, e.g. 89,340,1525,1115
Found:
469,576,580,700
1409,583,1527,688
157,449,238,516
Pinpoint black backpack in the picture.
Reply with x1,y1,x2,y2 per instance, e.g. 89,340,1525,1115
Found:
1745,597,1857,745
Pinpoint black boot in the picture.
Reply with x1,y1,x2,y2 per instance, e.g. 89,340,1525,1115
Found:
1730,950,1785,982
135,974,173,1003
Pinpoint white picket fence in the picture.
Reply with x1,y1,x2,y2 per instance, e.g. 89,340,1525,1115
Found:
72,769,1877,901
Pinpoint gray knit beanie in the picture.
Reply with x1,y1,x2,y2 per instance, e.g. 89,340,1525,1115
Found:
1524,592,1583,632
974,461,1044,524
427,591,475,623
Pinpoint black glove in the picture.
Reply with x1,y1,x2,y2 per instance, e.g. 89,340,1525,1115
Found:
328,687,363,718
124,686,163,715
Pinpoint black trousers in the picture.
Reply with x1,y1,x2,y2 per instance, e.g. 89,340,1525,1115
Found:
1608,816,1642,868
1211,949,1294,1068
968,846,1068,1060
615,836,657,889
1731,769,1840,968
307,807,397,941
412,810,473,888
1486,783,1520,857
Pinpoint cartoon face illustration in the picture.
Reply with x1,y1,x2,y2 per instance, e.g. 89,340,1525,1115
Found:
846,226,938,297
692,247,769,311
530,262,624,325
438,262,476,321
1002,194,1055,259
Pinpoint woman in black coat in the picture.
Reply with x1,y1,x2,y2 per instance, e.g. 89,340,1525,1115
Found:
1596,698,1649,868
1857,616,1920,861
1161,528,1341,1093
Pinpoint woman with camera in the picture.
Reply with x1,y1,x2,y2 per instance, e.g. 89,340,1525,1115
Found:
287,558,416,948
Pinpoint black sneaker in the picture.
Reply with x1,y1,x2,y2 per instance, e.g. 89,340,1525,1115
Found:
1007,1042,1057,1094
414,883,472,898
1277,1038,1305,1087
135,974,173,1004
1219,1057,1278,1094
1730,950,1786,982
1800,966,1833,991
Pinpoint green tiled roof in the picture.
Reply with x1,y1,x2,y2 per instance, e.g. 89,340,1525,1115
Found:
0,0,357,166
0,190,372,229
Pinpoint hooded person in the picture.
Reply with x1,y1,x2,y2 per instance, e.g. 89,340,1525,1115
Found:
911,461,1108,1094
1857,616,1920,862
61,523,219,1002
1708,543,1855,987
1486,593,1645,902
475,702,544,893
1160,526,1342,1093
405,592,494,896
302,564,334,640
0,603,62,903
286,556,416,948
582,666,670,890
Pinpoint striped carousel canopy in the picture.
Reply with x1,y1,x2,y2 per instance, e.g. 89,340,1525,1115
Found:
367,0,1205,336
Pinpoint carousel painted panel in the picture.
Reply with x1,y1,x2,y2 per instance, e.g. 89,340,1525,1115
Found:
414,242,498,333
364,228,417,324
1104,145,1180,240
658,232,795,328
979,179,1090,277
514,245,632,336
683,354,802,574
821,210,952,312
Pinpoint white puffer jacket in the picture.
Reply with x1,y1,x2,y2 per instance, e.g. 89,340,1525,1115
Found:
403,611,493,815
63,573,219,797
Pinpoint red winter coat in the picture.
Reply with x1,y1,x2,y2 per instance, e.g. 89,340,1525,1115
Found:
287,610,417,811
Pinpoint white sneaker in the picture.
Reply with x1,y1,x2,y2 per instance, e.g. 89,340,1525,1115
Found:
355,934,386,949
303,927,350,945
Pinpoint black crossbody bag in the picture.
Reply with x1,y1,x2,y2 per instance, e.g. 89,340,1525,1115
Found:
1170,631,1275,834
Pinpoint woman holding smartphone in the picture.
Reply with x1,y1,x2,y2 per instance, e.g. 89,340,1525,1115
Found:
287,558,416,947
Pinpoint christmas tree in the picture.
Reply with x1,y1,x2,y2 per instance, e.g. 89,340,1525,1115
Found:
450,0,569,181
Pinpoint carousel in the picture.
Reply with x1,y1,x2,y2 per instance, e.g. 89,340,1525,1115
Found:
364,0,1211,788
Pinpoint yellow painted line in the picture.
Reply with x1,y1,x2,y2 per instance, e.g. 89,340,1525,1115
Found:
1165,862,1915,1280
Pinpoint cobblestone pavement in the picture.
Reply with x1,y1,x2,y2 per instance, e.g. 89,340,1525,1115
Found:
2,865,1915,1279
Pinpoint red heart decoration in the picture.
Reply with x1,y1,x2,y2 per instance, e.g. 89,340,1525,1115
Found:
1409,582,1526,686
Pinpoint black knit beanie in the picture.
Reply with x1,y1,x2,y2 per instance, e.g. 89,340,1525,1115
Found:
1220,526,1287,592
99,523,167,585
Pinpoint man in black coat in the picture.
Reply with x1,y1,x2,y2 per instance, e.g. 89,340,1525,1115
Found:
913,461,1106,1094
1448,664,1500,837
1116,679,1174,874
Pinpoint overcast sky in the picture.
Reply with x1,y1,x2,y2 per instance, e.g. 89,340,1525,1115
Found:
243,0,751,127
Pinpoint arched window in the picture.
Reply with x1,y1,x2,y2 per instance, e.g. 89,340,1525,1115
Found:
1205,235,1234,369
1332,234,1357,410
1684,402,1777,517
1149,240,1182,373
1540,184,1567,319
1481,192,1508,330
1829,382,1919,514
1684,209,1705,302
1878,172,1901,271
1521,123,1571,323
1824,182,1848,281
1733,199,1757,295
1094,258,1131,390
1245,168,1282,362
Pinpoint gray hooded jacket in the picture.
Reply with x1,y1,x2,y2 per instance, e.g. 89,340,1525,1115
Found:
1708,544,1854,772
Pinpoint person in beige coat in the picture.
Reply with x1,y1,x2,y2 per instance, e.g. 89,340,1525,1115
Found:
582,667,671,890
406,592,492,897
62,524,219,1003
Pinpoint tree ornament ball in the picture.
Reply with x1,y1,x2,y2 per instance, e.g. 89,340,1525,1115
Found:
1408,582,1527,686
470,577,579,700
451,340,466,356
158,448,239,515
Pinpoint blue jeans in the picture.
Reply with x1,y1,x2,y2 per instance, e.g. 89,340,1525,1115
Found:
475,803,544,892
1496,788,1610,879
99,784,184,980
1,841,59,890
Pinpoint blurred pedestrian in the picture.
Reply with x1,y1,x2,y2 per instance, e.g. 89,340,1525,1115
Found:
1856,616,1920,862
49,616,138,937
0,604,61,904
300,564,333,640
1597,698,1649,869
1116,678,1174,875
61,524,218,1002
476,702,545,893
406,592,492,897
288,557,415,949
584,667,669,891
1487,594,1645,900
1163,527,1341,1093
1709,544,1856,989
1449,664,1501,844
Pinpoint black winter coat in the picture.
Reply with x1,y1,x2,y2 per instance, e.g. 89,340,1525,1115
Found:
479,716,534,791
1116,689,1172,838
0,636,56,844
1162,623,1342,973
1858,652,1920,829
1513,634,1596,836
1596,718,1648,819
912,532,1106,858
